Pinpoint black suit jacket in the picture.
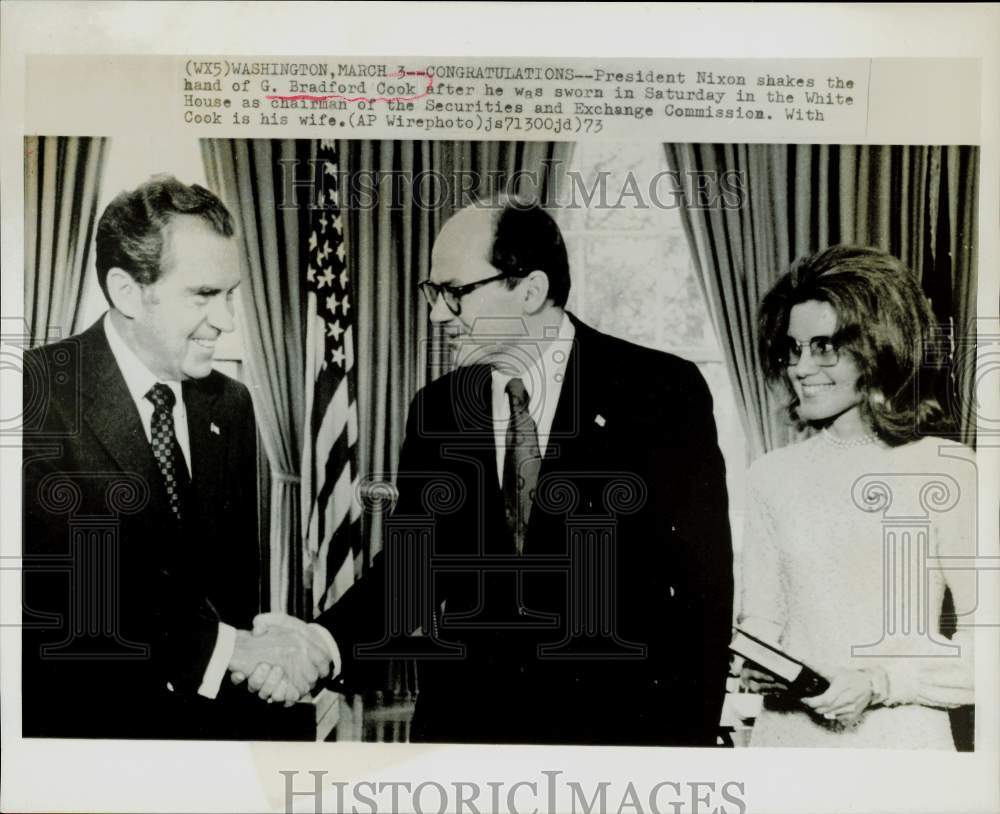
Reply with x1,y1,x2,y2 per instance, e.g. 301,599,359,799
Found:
22,317,308,739
320,315,733,745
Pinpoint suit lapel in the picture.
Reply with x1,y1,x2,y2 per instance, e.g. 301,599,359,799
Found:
448,364,501,494
77,318,226,521
77,320,163,501
526,316,617,554
540,315,607,478
182,376,223,500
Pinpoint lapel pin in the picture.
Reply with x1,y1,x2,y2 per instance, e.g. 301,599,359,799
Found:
594,414,606,427
210,422,220,435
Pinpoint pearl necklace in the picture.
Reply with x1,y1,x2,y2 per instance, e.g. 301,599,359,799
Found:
821,428,879,448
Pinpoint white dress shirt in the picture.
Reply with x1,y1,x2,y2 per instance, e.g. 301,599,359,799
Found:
103,313,234,699
320,315,576,684
490,313,576,484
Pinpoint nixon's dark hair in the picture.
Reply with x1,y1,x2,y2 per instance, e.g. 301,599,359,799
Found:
480,195,571,307
758,244,951,445
95,174,234,303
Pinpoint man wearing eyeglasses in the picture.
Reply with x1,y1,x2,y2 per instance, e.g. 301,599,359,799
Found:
257,197,733,746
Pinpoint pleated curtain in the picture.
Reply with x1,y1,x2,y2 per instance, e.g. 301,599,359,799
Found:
24,136,109,347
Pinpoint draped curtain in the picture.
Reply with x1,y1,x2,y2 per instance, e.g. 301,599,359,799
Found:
24,136,108,347
664,144,979,458
202,139,314,615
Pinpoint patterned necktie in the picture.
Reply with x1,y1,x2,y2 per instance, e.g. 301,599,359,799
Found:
502,377,542,555
145,383,189,520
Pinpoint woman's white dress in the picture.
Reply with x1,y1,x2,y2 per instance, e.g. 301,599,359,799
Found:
739,432,977,748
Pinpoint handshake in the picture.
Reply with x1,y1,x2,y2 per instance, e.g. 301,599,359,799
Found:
227,612,337,707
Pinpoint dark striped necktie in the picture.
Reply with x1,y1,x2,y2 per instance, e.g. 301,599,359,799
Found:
145,383,189,520
502,377,542,555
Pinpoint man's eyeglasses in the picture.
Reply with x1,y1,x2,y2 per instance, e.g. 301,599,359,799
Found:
418,273,512,316
779,336,841,367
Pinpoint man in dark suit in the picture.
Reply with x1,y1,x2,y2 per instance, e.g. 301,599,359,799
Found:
255,198,733,746
22,176,328,739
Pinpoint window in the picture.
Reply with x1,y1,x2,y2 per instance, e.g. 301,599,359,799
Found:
557,141,748,539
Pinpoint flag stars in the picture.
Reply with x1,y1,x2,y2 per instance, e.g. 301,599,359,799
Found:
308,144,354,384
317,267,335,289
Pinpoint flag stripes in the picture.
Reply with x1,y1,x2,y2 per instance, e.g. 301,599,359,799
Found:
301,139,362,615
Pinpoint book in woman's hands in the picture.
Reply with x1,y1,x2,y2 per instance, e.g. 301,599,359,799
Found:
730,627,830,697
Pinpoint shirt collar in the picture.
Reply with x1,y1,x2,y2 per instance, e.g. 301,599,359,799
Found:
491,312,575,406
103,312,184,408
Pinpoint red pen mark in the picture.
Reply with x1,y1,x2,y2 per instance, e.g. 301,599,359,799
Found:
266,69,432,104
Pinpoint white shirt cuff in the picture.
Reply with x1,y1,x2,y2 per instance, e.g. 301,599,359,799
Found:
197,622,236,699
308,623,342,680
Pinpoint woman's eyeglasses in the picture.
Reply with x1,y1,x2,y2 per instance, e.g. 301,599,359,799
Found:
779,336,841,367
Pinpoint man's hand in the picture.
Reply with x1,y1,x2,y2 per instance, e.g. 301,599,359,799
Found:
228,623,330,704
800,670,873,725
230,613,335,704
249,613,336,703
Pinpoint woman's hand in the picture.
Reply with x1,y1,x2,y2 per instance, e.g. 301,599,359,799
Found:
740,662,789,695
801,670,873,725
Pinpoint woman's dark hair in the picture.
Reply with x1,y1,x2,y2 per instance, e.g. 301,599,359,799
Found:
758,244,952,445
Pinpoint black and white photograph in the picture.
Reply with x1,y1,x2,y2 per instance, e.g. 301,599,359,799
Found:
2,4,998,814
19,134,983,751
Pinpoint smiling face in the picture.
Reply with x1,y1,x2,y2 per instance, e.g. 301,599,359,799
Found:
429,207,527,370
786,299,865,431
129,215,241,380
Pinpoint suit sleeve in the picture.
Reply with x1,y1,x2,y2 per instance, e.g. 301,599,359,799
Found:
193,384,261,696
313,387,430,689
21,354,69,718
235,384,263,617
152,381,261,695
22,345,261,723
663,360,734,744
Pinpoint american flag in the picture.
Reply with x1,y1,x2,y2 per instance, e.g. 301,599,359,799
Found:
302,139,362,615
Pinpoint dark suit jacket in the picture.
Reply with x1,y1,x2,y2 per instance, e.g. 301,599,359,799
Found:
22,317,309,739
320,314,733,746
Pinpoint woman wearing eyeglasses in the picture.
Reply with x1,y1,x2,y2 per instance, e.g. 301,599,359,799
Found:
738,245,976,748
